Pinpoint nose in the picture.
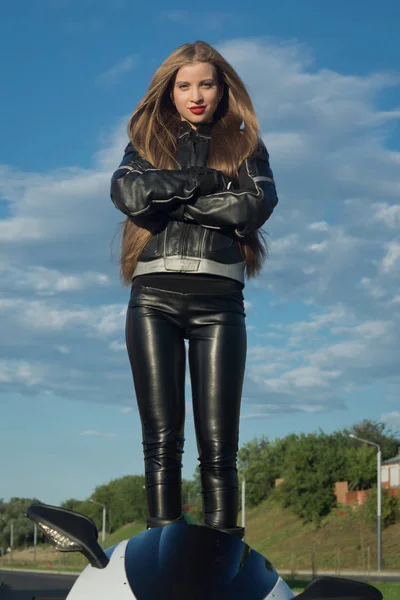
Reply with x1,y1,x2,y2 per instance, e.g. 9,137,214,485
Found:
190,87,203,103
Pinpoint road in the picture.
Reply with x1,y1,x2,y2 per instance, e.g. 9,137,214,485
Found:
0,570,77,599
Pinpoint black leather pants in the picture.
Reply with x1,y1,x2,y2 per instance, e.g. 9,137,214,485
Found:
125,281,247,530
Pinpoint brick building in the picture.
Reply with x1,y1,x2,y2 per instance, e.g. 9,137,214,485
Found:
382,452,400,498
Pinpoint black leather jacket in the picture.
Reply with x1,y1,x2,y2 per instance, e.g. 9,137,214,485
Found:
110,121,279,284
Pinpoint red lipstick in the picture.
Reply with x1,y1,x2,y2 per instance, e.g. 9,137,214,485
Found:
189,106,206,115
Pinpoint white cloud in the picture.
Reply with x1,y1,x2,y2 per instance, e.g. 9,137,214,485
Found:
307,240,329,253
110,340,126,352
371,202,400,229
0,360,46,386
240,401,328,420
381,240,400,273
359,277,387,299
80,430,117,438
264,365,341,392
1,264,110,296
96,55,136,85
309,221,330,232
381,412,400,431
0,296,126,339
55,345,70,354
289,307,349,336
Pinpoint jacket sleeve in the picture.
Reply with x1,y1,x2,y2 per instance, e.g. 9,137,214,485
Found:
177,140,279,237
110,143,202,219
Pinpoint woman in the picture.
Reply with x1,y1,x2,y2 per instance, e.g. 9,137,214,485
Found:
110,41,279,539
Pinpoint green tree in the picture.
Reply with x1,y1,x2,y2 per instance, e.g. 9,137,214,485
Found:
182,478,198,506
237,434,300,507
0,497,43,549
60,498,85,513
238,437,272,507
362,486,400,529
345,420,399,461
97,475,146,532
60,475,148,534
185,466,205,524
276,432,342,523
345,445,377,491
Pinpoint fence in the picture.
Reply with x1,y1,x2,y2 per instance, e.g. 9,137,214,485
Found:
262,544,400,576
0,546,88,572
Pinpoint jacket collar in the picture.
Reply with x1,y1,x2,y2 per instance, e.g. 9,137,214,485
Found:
178,120,213,140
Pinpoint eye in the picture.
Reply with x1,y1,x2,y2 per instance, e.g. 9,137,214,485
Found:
178,84,188,89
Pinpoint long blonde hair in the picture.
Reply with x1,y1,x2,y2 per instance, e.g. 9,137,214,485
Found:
118,40,269,285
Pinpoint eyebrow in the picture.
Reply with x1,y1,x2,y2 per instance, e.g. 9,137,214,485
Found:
175,78,216,85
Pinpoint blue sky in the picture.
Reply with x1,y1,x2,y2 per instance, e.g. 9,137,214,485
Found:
1,0,399,506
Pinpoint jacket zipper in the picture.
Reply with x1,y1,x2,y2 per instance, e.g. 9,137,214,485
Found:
164,222,170,256
200,227,207,258
181,138,194,258
181,222,189,258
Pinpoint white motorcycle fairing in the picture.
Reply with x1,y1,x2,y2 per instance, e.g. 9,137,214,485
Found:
265,577,296,599
66,539,134,599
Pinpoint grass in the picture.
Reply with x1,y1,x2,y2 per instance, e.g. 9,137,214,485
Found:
239,497,400,572
100,520,146,547
283,578,399,600
371,582,400,600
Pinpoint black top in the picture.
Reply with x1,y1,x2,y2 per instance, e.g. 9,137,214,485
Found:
134,272,244,293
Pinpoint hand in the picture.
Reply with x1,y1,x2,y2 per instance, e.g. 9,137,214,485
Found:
190,167,232,196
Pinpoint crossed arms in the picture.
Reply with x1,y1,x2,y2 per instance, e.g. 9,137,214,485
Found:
110,140,278,237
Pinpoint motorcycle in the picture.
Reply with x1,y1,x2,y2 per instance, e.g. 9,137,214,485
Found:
25,504,383,599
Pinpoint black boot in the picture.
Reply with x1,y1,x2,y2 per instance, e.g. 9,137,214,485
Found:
146,514,186,529
205,524,245,540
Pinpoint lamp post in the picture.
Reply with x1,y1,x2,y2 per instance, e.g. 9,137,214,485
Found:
349,433,382,571
10,521,13,562
34,523,37,563
0,518,13,562
0,517,5,557
89,500,106,548
241,478,246,531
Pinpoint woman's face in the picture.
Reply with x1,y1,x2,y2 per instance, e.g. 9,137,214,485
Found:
171,62,222,129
